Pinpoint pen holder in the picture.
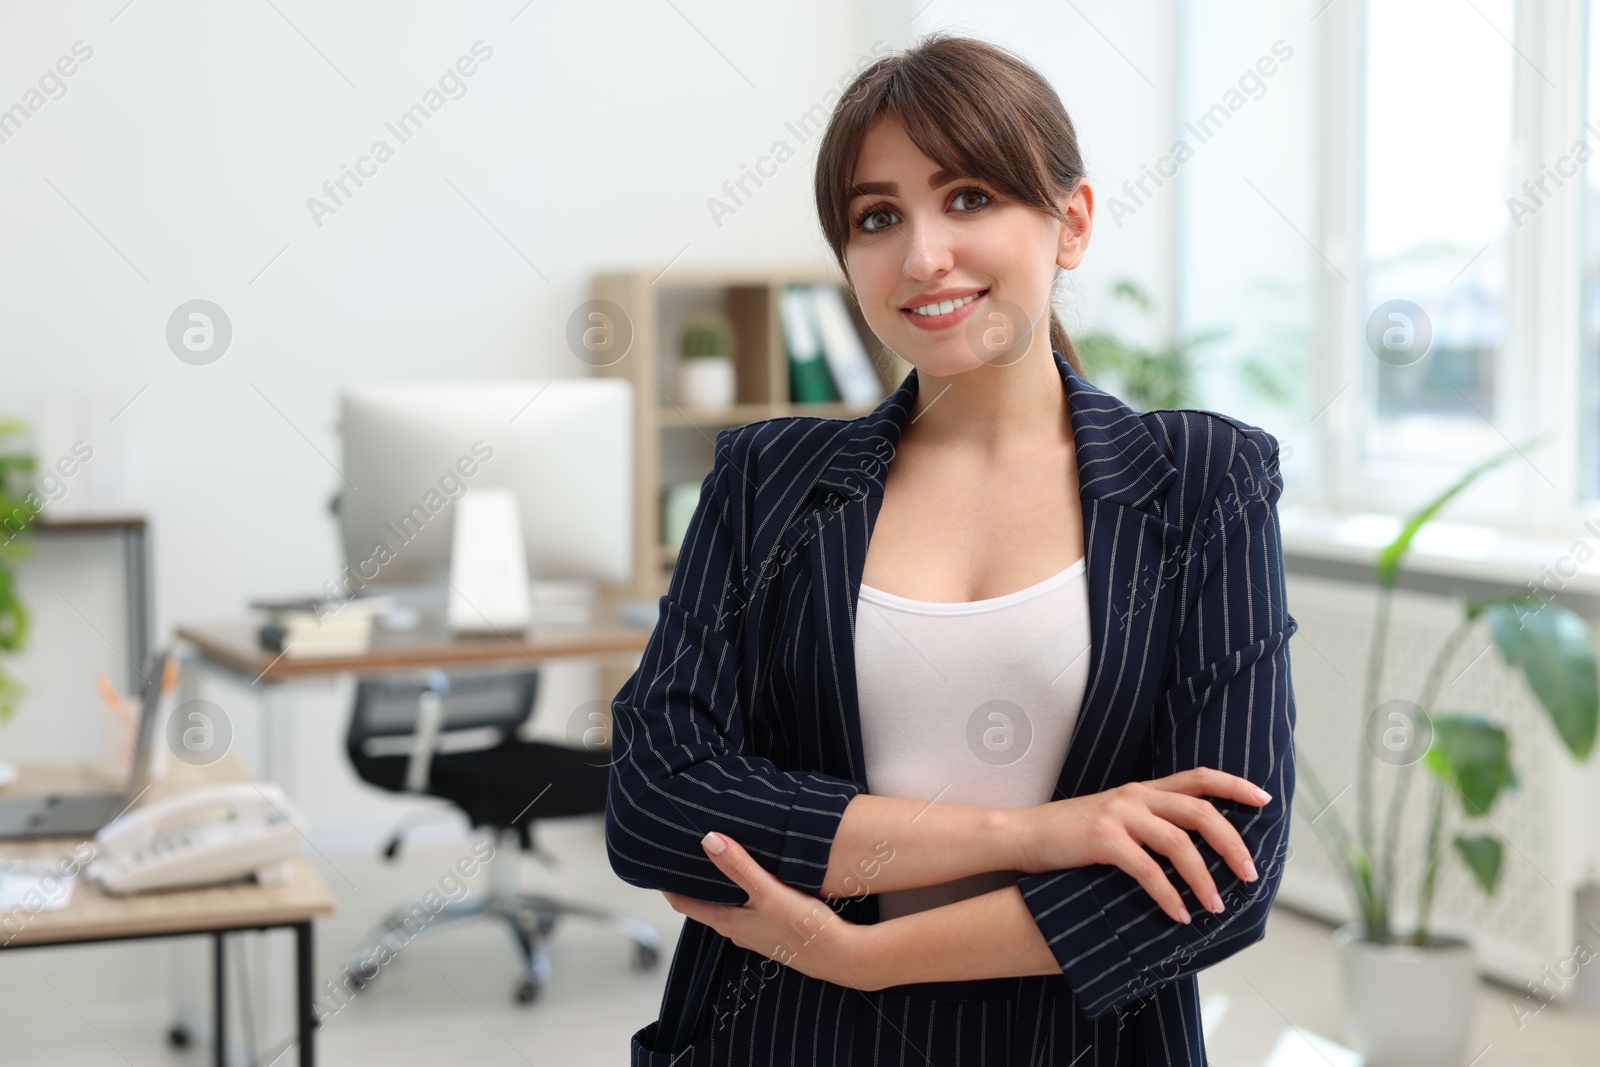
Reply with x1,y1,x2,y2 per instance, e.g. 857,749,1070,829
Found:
105,695,142,778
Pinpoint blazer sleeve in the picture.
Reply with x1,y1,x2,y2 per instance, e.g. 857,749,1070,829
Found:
605,426,866,905
1014,424,1299,1020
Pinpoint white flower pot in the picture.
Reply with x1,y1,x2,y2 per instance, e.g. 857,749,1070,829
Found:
1334,921,1476,1067
678,356,736,410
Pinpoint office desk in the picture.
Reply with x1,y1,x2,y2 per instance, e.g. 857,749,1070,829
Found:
0,758,336,1067
174,611,652,789
178,611,652,683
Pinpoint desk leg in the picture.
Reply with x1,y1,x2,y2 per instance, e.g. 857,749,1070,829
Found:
296,922,315,1067
256,685,298,1055
213,932,227,1067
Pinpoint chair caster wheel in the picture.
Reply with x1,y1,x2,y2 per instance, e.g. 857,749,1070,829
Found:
347,964,376,993
514,976,542,1004
167,1023,192,1048
633,943,660,970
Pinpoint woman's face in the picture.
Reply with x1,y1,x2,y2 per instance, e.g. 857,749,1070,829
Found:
843,116,1092,378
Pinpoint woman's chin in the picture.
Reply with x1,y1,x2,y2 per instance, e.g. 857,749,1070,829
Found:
900,350,998,380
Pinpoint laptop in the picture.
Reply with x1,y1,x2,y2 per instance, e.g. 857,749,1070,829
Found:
0,649,169,839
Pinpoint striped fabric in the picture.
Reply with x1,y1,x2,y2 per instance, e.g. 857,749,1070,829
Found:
606,348,1299,1066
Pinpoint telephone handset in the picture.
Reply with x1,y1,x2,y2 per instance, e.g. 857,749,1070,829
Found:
87,782,308,895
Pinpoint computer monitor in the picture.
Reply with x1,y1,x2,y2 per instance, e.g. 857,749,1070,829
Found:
338,380,634,601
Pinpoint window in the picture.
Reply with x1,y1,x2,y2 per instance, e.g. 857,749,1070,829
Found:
1173,0,1318,485
1302,0,1596,530
1584,0,1600,499
1360,0,1514,466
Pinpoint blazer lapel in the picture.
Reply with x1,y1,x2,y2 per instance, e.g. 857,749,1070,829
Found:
800,350,1184,803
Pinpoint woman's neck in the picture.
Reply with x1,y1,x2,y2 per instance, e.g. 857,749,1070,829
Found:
903,338,1072,457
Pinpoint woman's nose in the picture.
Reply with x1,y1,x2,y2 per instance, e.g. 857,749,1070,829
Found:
900,217,955,279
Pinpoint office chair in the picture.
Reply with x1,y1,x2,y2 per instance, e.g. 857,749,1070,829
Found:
343,668,660,1004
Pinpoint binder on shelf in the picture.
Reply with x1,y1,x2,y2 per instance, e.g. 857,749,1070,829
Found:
808,284,883,405
779,285,839,404
661,481,701,552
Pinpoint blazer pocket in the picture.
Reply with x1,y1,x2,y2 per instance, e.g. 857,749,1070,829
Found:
1161,622,1296,725
630,1020,725,1066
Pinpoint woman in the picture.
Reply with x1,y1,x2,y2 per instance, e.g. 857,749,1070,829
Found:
606,33,1298,1066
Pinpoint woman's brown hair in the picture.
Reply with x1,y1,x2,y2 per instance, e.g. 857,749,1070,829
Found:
814,33,1089,378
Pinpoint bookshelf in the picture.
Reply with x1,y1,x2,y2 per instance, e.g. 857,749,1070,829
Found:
590,267,912,605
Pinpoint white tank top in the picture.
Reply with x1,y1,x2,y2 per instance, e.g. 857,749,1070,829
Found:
854,557,1092,921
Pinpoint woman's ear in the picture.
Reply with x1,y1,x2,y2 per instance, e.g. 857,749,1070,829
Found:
1055,180,1094,271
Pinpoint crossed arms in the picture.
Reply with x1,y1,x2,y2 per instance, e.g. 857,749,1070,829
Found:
605,424,1297,1018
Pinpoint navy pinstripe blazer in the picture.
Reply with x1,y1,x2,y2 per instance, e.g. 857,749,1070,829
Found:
607,348,1299,1066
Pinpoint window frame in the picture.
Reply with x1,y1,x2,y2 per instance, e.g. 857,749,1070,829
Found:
1309,0,1595,535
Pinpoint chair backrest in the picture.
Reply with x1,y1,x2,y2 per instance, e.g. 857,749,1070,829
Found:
348,670,540,765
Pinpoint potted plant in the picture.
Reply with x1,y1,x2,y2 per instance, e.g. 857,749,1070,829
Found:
676,311,738,410
1077,280,1217,409
1298,436,1599,1067
1076,279,1292,412
0,418,38,786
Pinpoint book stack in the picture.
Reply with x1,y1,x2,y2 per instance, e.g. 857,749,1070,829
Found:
252,594,395,658
779,284,883,406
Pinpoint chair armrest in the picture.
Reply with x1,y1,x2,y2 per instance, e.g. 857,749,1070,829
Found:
403,689,446,792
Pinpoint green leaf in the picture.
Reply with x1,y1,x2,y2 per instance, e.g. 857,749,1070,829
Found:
1485,600,1600,761
1453,834,1503,895
1109,279,1154,312
0,670,20,724
1375,435,1550,586
1239,356,1292,405
0,566,25,652
1079,281,1229,412
1423,715,1513,816
0,416,32,720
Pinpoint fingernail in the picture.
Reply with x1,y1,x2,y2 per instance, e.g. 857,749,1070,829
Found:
1178,907,1191,924
1244,860,1259,882
1253,788,1272,803
1209,893,1225,914
702,832,726,856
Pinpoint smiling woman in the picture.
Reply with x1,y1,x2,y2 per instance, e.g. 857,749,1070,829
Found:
607,31,1297,1067
813,35,1091,382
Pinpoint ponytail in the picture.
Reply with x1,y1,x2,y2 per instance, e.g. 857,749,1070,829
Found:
1049,301,1086,381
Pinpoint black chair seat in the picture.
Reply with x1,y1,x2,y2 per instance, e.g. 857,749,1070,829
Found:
351,738,609,829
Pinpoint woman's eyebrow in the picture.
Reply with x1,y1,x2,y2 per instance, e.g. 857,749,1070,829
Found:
848,170,964,200
850,181,897,197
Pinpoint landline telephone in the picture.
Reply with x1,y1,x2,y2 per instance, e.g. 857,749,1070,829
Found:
86,782,308,895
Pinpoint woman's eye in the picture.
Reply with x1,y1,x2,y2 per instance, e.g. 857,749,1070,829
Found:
951,189,990,211
858,208,897,233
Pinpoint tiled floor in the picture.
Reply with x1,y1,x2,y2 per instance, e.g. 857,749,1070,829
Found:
4,820,1600,1065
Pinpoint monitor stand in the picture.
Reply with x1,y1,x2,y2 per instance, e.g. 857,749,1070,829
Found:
366,584,593,637
447,488,533,634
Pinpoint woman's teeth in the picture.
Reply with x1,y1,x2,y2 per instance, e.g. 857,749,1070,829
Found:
908,292,983,316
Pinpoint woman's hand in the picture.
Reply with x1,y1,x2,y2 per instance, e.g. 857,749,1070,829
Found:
1015,768,1272,924
663,832,876,990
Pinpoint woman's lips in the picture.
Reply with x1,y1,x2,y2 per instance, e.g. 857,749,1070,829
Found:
901,290,988,331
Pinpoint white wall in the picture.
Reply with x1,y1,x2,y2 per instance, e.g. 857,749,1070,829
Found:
0,0,1174,844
